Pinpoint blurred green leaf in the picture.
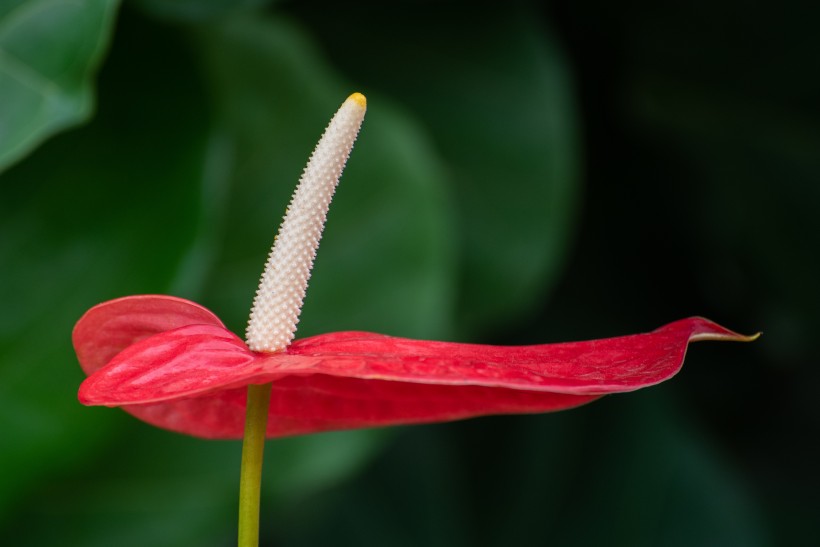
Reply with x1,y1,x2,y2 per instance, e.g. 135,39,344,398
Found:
0,10,208,520
15,424,389,547
280,395,767,547
194,14,457,340
546,395,768,547
292,1,581,335
0,0,119,172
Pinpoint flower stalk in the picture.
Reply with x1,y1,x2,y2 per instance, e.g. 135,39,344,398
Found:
238,383,272,547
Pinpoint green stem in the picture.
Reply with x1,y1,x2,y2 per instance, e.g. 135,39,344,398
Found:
238,383,272,547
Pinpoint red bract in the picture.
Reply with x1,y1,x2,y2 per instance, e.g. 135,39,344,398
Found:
73,294,756,439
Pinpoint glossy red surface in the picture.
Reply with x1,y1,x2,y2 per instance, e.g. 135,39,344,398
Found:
73,295,756,439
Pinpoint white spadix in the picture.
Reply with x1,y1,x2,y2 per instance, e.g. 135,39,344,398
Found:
245,93,367,352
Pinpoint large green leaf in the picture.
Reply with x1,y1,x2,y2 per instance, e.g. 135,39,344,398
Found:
290,1,581,336
0,10,208,519
194,14,457,340
0,0,119,172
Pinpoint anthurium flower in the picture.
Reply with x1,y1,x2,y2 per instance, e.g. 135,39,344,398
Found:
74,295,755,438
73,93,758,441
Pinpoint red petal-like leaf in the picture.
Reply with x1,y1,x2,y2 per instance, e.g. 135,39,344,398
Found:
281,317,751,394
77,313,756,439
72,295,225,374
122,380,600,439
78,324,258,405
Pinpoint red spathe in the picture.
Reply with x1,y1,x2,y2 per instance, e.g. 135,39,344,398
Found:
73,295,756,439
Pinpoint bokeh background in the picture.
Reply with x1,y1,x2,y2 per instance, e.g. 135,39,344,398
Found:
1,1,818,545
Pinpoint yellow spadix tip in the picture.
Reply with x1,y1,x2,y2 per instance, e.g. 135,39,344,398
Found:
347,92,367,108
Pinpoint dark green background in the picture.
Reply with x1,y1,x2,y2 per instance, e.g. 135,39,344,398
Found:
1,1,817,545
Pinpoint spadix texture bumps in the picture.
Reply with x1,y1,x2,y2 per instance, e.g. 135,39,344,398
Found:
247,93,366,352
72,94,758,439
